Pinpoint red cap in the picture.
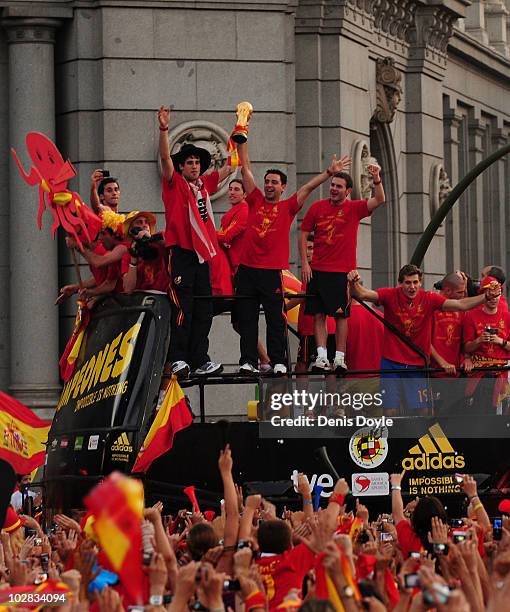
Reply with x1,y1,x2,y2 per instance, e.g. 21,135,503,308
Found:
480,276,500,291
498,499,510,515
2,506,25,533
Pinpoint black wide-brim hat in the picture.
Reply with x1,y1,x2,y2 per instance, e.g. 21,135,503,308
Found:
171,143,211,176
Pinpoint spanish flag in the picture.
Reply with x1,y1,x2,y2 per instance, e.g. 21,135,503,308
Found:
59,300,91,382
314,544,361,611
282,269,302,325
226,130,241,167
84,472,145,605
0,392,50,474
132,377,192,473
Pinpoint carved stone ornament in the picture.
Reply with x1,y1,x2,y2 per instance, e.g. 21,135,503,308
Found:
429,162,452,218
162,121,232,201
372,57,402,124
351,139,380,201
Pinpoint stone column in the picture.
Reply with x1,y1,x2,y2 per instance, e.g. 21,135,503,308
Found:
465,0,490,44
442,98,463,272
491,126,508,268
467,112,486,274
2,17,62,413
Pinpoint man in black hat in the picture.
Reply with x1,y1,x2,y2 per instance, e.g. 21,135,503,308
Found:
158,106,234,379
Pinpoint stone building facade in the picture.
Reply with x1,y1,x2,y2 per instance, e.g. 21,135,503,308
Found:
0,0,508,417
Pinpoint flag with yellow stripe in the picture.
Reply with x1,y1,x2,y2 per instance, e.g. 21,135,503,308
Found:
0,392,50,474
84,472,144,605
131,376,192,473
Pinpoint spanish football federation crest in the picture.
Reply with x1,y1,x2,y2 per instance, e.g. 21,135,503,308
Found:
349,426,389,469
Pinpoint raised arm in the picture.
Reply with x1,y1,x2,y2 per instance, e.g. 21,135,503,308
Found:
158,106,174,181
295,154,352,208
347,270,379,303
366,164,385,211
216,445,240,574
217,164,235,183
443,294,485,312
90,169,103,215
237,142,256,195
122,256,139,294
390,471,406,524
299,230,312,284
80,243,128,268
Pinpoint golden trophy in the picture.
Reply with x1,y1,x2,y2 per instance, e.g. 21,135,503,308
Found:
231,101,253,144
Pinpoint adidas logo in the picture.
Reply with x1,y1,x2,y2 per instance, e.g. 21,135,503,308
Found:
402,423,465,471
111,432,133,453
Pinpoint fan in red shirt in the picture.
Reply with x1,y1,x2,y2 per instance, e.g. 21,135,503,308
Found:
158,106,234,379
58,227,127,303
255,512,338,610
348,264,500,416
299,164,385,374
120,211,169,294
235,134,351,376
463,276,510,412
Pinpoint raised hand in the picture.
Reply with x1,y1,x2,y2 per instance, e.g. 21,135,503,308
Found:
328,154,352,175
428,516,448,545
367,164,381,180
158,106,170,130
218,444,233,474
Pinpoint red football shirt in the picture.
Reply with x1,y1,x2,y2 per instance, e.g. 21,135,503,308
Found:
89,243,108,286
346,303,384,376
120,245,169,292
239,187,300,270
431,310,464,376
256,544,316,611
300,198,370,272
462,306,510,366
396,520,422,559
162,171,219,249
298,282,336,336
217,201,248,273
376,288,446,366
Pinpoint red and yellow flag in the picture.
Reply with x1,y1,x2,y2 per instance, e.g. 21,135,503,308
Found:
0,392,50,474
282,269,302,325
59,300,91,382
314,545,361,612
132,376,192,474
84,472,145,605
226,131,241,167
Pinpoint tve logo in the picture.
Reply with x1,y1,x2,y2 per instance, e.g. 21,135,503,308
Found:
290,470,334,497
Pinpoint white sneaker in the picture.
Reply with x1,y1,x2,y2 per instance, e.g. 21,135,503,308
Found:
194,361,223,376
333,354,347,373
273,363,287,375
311,356,330,372
171,361,190,379
239,363,260,375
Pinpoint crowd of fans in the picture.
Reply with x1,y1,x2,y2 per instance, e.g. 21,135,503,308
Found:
3,447,510,610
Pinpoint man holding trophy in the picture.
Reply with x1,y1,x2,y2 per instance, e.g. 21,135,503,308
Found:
234,103,351,375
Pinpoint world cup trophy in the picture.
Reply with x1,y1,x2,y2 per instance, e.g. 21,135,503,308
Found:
231,101,253,144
